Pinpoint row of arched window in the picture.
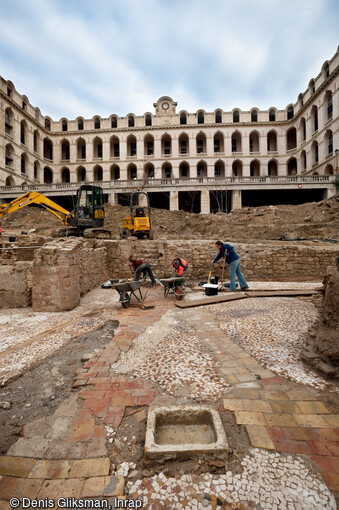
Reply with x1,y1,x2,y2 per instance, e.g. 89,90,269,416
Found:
5,155,334,188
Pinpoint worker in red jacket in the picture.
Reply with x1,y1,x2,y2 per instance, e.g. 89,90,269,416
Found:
130,258,157,286
172,257,188,277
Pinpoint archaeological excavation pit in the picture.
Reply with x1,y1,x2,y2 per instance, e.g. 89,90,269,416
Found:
145,405,229,459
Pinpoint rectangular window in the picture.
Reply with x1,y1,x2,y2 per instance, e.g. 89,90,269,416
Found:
164,141,171,154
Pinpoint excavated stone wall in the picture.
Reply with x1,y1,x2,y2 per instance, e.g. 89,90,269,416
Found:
104,240,339,282
1,237,338,310
301,260,339,378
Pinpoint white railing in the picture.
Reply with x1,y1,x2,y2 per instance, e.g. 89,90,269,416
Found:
0,175,334,195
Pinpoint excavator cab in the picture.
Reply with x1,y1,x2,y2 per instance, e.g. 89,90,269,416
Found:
72,185,105,229
119,190,152,239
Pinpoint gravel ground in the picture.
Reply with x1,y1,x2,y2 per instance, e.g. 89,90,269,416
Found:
0,288,120,386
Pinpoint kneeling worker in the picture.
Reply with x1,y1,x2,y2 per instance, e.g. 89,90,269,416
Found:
211,240,249,292
130,258,157,286
172,257,188,277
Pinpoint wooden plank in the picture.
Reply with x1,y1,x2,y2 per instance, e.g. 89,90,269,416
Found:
175,288,321,309
175,294,248,308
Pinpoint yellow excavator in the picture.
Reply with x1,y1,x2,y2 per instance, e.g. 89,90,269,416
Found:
119,190,153,239
0,185,106,236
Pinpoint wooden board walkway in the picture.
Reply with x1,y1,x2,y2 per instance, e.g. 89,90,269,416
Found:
175,288,322,308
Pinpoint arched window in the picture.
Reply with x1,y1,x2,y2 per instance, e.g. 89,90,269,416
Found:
110,136,120,157
197,160,207,178
61,140,70,160
287,158,297,175
62,120,68,132
6,176,15,186
144,134,154,156
286,128,297,150
232,160,242,177
267,131,277,152
309,79,315,94
111,164,120,180
179,133,189,155
179,162,189,178
61,168,70,183
5,144,14,167
287,105,294,120
162,164,172,179
128,163,137,180
180,112,187,125
231,131,242,152
127,135,137,156
145,114,152,126
197,111,204,124
327,130,333,155
93,137,103,158
33,130,39,153
94,117,101,129
323,62,330,79
215,110,222,123
312,141,319,164
301,150,307,172
214,132,224,153
78,118,84,130
144,163,154,179
268,160,278,176
311,105,318,132
94,165,103,181
20,121,26,145
111,116,118,128
161,134,172,155
77,166,86,182
269,109,276,121
250,160,260,176
251,110,258,122
196,132,206,154
45,118,51,131
5,108,13,136
43,138,53,160
326,91,333,120
44,167,53,183
128,115,135,127
77,138,86,159
214,160,225,177
233,110,240,122
249,131,260,152
34,161,39,180
300,117,306,142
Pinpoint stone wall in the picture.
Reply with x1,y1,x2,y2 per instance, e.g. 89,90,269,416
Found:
1,237,338,310
32,238,107,312
0,261,32,307
104,240,339,282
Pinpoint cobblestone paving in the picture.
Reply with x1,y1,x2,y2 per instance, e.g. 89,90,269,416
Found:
0,285,338,509
213,297,334,391
128,448,336,509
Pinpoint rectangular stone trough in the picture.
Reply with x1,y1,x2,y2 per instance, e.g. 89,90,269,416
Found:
145,405,229,458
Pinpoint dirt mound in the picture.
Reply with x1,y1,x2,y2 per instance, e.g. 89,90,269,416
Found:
301,260,339,378
1,195,338,242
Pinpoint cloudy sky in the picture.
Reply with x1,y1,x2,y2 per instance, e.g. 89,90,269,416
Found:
0,0,338,120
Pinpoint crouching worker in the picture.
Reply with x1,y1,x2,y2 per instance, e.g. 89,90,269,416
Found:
130,258,157,286
212,240,249,292
172,257,188,277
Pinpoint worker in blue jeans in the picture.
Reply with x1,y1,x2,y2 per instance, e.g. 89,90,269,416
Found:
211,240,249,292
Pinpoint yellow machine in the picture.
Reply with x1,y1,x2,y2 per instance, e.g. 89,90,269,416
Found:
119,190,153,239
0,185,105,236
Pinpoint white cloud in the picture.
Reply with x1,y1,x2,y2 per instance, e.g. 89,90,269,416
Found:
0,0,338,118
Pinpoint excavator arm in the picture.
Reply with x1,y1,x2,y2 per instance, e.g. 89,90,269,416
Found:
0,191,73,225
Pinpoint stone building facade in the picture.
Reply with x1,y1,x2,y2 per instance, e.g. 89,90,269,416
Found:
0,48,338,212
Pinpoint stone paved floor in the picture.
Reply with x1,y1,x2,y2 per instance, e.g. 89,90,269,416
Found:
0,285,338,509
